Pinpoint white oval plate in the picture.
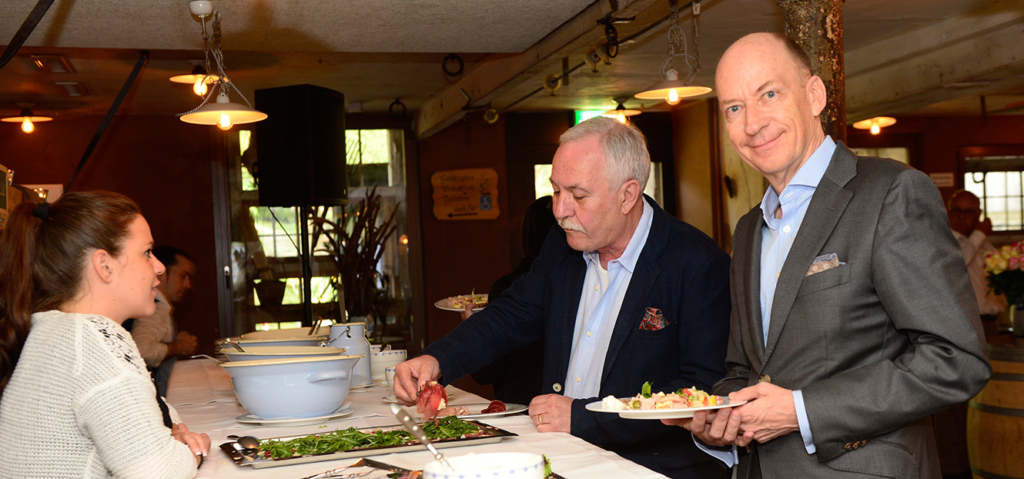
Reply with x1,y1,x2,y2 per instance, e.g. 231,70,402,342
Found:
584,398,747,419
237,401,353,426
434,294,488,312
455,402,528,420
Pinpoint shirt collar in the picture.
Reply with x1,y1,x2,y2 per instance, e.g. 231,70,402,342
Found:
584,197,654,274
759,136,836,224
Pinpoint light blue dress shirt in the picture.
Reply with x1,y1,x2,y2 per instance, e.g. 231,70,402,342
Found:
697,136,836,466
759,136,834,455
564,198,654,399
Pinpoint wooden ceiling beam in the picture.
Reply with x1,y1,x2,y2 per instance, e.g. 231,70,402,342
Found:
414,0,661,139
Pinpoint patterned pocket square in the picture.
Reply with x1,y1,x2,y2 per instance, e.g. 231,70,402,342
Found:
639,307,669,330
806,252,845,276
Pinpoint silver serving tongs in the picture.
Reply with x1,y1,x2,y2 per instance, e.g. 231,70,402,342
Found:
389,403,454,472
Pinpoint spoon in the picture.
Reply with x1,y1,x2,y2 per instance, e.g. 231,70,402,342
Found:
389,403,454,471
227,435,261,457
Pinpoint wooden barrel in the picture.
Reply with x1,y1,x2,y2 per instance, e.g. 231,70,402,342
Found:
968,344,1024,479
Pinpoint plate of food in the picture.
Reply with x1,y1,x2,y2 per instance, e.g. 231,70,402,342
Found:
434,293,488,312
219,417,516,469
430,401,528,420
585,382,746,420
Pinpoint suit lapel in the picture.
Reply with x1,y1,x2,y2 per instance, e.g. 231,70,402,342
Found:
762,145,857,362
602,197,665,383
559,251,587,380
744,213,767,364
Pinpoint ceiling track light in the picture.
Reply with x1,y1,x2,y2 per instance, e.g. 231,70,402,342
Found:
177,1,266,130
853,116,896,135
2,107,53,133
635,0,712,105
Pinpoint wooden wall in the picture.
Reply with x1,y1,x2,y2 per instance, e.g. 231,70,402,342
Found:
0,115,223,354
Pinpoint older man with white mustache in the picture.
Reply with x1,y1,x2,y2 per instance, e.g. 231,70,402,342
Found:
394,116,733,478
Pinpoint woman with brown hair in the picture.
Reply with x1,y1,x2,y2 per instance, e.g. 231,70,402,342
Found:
0,191,210,478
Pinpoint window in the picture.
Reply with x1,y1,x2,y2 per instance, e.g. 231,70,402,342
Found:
849,147,909,164
533,163,664,207
964,154,1024,231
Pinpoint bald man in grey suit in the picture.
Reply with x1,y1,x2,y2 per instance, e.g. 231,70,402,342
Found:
666,32,991,478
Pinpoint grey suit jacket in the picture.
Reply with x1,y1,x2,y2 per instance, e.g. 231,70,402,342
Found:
718,143,991,478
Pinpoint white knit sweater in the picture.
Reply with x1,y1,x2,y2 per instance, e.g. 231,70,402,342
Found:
0,310,197,478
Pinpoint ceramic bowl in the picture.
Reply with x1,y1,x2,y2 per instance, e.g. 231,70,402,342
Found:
423,453,545,479
370,349,407,380
220,337,326,349
219,355,362,418
240,327,329,340
221,346,347,361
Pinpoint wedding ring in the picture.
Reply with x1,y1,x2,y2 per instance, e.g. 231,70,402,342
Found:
538,414,544,425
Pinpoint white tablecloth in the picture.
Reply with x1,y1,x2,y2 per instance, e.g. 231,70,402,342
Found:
168,358,666,478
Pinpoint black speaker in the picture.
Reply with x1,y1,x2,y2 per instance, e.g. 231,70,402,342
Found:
255,84,347,206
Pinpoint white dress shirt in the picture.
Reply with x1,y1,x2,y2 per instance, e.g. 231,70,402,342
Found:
564,199,654,399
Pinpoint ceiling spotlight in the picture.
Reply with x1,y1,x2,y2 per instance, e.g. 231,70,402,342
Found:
853,116,896,135
602,98,641,124
635,0,711,105
2,108,53,133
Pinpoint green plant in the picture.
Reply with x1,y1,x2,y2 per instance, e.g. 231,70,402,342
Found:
309,187,399,336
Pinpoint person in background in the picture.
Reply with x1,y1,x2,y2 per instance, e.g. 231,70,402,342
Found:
395,116,732,478
0,191,209,477
666,32,991,477
947,189,1006,335
131,246,199,398
938,189,1005,479
463,195,557,406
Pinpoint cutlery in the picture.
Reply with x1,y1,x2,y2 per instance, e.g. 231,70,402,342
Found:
389,403,454,471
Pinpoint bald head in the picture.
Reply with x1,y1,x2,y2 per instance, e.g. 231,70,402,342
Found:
715,32,827,192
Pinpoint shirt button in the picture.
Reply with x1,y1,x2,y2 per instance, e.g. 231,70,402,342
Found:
586,331,592,337
783,225,792,233
575,377,581,383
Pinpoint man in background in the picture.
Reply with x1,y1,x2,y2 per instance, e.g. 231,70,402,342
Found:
948,189,1006,334
131,246,199,397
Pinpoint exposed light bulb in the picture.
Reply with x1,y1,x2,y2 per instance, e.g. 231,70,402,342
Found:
21,118,34,133
193,77,208,96
218,113,233,130
870,123,880,135
617,112,627,124
667,88,680,105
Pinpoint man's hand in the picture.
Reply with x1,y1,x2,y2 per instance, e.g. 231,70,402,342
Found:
662,407,749,448
393,355,441,406
729,382,800,444
460,304,474,321
168,331,198,357
171,423,210,465
528,394,572,433
979,217,994,236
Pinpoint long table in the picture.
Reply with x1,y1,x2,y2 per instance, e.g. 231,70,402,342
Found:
167,358,666,478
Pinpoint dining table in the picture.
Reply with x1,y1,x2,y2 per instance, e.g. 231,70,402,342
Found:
167,358,667,478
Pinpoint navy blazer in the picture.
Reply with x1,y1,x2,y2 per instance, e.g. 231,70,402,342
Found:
425,196,731,476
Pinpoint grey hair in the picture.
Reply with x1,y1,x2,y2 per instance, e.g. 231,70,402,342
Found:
559,116,650,191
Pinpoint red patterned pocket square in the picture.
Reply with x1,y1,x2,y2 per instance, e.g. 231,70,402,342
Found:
639,307,669,331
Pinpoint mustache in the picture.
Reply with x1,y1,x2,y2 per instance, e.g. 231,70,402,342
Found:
558,217,586,233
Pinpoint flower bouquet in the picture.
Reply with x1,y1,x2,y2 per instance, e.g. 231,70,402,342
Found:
986,241,1024,337
985,241,1024,304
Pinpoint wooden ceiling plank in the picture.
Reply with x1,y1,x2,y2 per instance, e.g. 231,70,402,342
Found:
415,0,661,139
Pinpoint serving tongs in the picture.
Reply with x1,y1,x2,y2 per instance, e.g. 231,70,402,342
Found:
300,457,417,479
389,403,454,471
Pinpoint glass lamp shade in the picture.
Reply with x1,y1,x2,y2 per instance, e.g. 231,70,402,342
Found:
180,91,267,128
2,108,53,133
853,116,896,135
635,69,712,105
